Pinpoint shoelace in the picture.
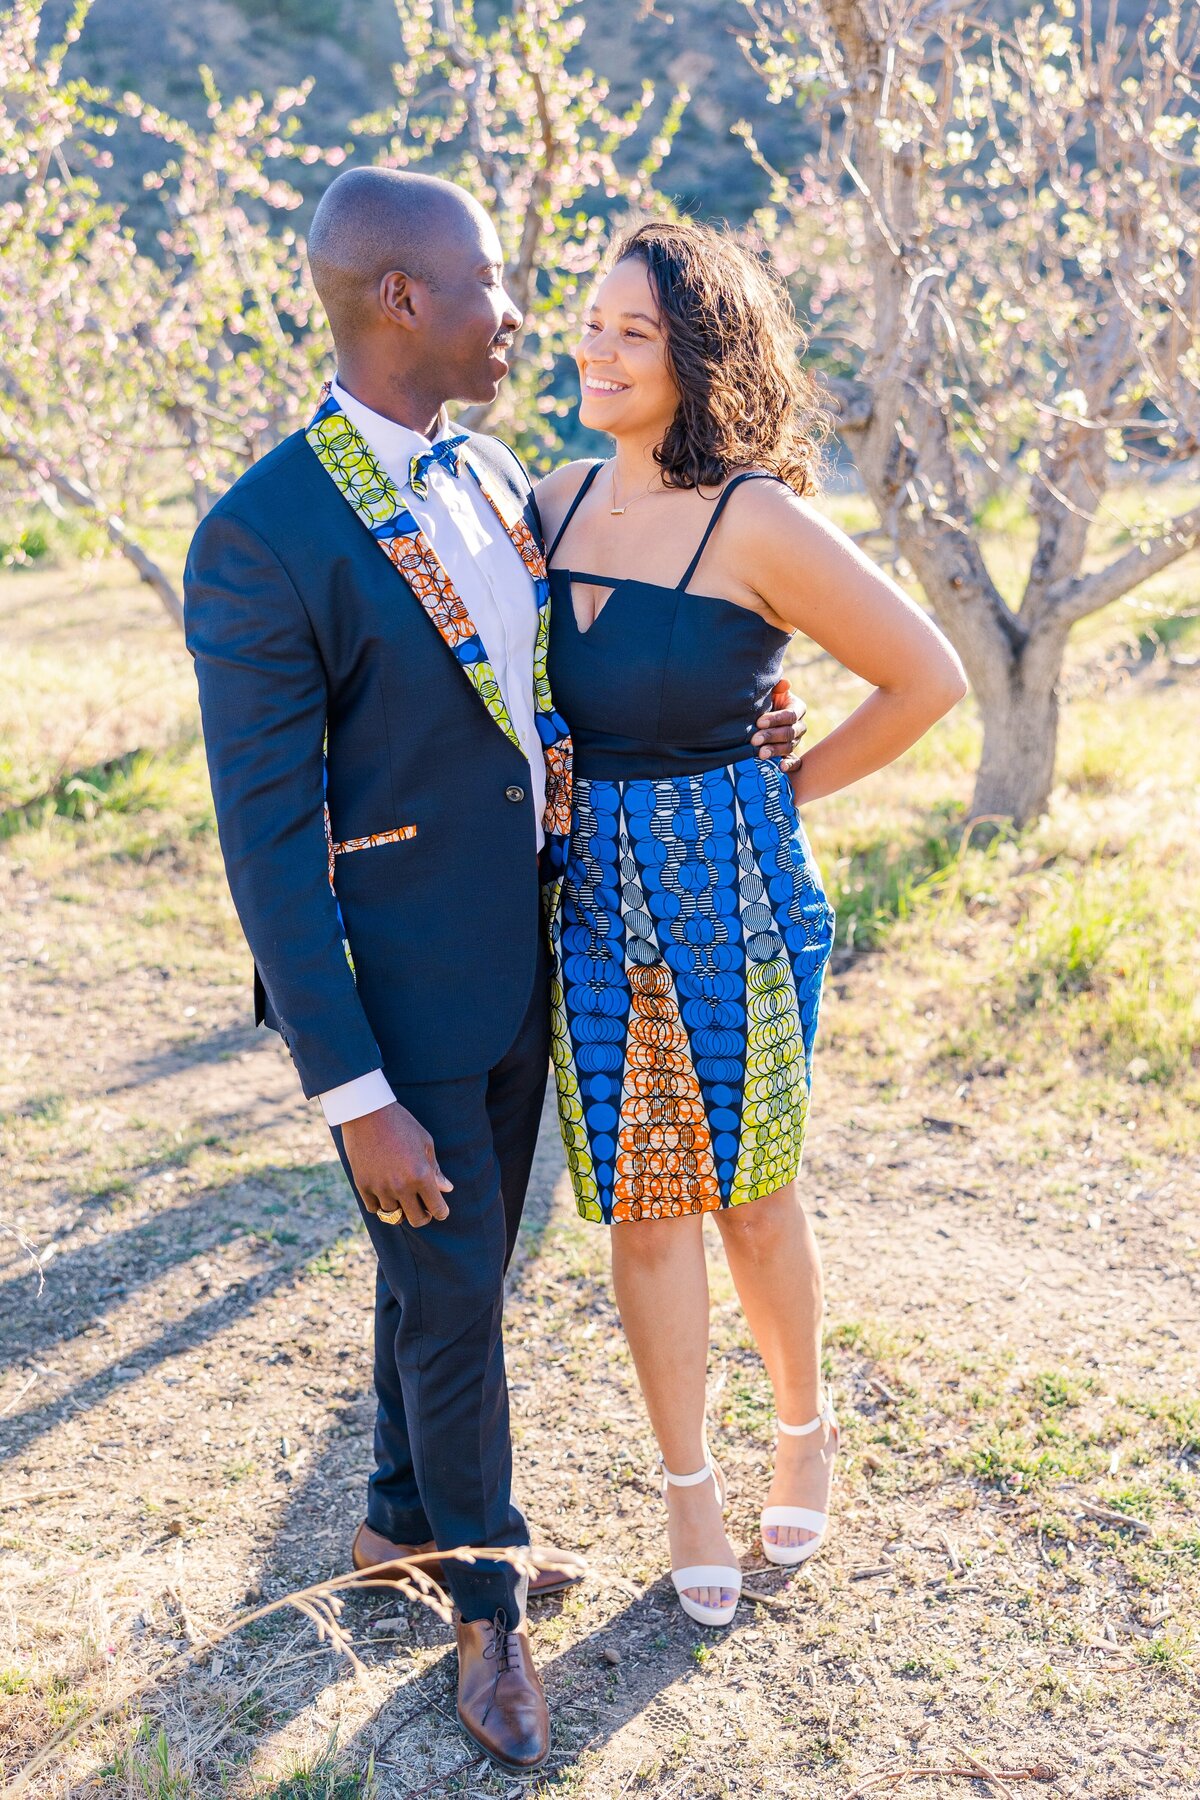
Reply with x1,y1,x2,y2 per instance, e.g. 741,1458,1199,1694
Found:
409,432,470,499
480,1608,516,1725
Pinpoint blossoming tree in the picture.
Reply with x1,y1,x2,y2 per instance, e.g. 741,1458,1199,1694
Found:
741,0,1200,823
0,0,683,622
354,0,686,457
0,0,342,622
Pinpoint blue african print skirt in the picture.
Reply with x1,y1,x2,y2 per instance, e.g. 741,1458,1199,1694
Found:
549,755,835,1224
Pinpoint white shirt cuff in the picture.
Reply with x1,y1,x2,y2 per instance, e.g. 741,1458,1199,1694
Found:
318,1069,397,1127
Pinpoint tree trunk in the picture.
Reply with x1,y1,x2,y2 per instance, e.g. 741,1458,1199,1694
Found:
968,623,1067,827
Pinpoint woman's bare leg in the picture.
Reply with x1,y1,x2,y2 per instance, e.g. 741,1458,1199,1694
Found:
610,1213,738,1608
714,1182,836,1549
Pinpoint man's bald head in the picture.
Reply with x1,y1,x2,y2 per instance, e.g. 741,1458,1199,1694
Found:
307,168,489,348
306,166,519,421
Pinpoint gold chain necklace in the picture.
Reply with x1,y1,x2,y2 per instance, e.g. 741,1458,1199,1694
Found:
609,462,664,517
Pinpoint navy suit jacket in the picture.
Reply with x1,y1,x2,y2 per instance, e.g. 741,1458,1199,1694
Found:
184,427,547,1096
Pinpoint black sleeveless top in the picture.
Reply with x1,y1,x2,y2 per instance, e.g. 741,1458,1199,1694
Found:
545,463,791,781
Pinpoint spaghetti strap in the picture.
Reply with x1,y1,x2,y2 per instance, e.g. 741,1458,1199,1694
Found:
546,461,604,563
677,471,781,592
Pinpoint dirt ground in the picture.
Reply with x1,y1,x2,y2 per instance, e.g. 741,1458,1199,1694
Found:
2,561,1198,1799
3,858,1198,1800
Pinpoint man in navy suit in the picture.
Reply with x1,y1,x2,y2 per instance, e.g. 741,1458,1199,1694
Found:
185,168,801,1771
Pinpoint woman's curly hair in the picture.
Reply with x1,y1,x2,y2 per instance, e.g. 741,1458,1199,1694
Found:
609,220,829,496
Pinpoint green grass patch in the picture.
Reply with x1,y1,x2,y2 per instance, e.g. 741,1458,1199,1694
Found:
1025,1371,1086,1410
222,1458,259,1484
718,1375,776,1437
1135,1631,1196,1677
849,825,1200,1087
1134,607,1200,660
0,745,199,841
1134,1396,1200,1456
962,1423,1094,1492
0,508,108,568
894,1647,959,1681
104,1722,194,1800
825,806,970,951
16,1091,68,1124
1100,1484,1156,1519
305,1233,364,1280
253,1737,375,1800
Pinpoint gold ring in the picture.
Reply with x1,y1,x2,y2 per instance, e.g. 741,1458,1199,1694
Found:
377,1207,403,1225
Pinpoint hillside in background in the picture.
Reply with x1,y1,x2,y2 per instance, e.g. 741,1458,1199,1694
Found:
38,0,1159,252
40,0,804,227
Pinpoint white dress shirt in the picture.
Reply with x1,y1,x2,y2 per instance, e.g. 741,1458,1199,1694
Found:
317,377,545,1128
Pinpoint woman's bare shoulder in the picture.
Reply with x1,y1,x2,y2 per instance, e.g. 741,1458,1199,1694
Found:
534,457,605,540
728,473,823,522
725,477,847,557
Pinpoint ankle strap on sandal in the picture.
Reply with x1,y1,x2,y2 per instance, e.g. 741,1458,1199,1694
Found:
777,1396,837,1438
661,1456,714,1487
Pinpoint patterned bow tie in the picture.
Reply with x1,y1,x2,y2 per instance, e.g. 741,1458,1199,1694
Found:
409,432,470,499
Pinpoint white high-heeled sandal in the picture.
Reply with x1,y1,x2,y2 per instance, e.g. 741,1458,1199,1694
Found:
760,1395,838,1568
661,1457,742,1627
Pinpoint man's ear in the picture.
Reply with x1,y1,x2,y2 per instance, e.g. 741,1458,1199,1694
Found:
379,270,422,331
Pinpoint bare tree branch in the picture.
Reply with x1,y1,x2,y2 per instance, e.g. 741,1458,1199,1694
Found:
821,375,874,432
1048,501,1200,629
0,430,183,630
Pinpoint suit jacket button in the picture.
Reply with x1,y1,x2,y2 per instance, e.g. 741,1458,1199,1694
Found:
505,785,526,803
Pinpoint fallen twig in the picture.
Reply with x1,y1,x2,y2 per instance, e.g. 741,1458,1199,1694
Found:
655,1765,698,1800
398,1751,486,1797
738,1585,793,1609
1083,1638,1137,1670
1076,1499,1152,1536
1118,1741,1166,1765
371,1694,438,1759
0,1369,39,1419
0,1218,44,1298
845,1758,1058,1798
938,1528,963,1573
960,1749,1020,1800
0,1485,82,1507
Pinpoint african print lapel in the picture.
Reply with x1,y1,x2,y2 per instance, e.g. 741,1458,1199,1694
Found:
305,386,572,894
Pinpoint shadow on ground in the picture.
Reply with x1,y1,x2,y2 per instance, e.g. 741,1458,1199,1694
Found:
102,1023,264,1094
0,1160,351,1467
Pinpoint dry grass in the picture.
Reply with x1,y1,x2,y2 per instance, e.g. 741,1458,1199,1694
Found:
1,507,1198,1799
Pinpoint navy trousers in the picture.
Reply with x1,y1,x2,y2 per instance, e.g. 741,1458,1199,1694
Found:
331,940,550,1624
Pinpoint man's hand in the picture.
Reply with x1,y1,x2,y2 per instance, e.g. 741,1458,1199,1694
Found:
753,678,807,770
342,1102,454,1228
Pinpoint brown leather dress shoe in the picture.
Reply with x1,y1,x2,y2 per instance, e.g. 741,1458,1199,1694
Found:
351,1522,444,1590
350,1521,584,1598
456,1612,549,1772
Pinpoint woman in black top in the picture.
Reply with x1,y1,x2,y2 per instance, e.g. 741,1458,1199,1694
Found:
536,222,966,1625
